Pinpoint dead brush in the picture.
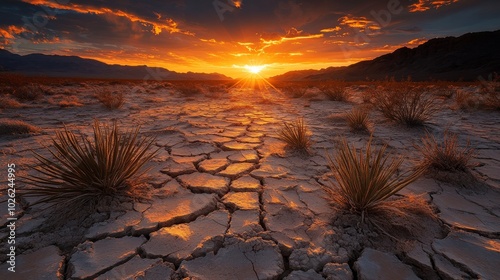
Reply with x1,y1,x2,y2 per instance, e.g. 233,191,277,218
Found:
417,130,476,172
281,86,308,98
95,89,125,109
346,107,371,132
175,84,204,97
277,117,312,152
375,83,438,126
324,137,424,224
21,120,158,215
12,83,44,101
321,85,348,101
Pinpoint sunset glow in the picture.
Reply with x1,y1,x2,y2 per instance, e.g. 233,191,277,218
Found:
0,1,499,78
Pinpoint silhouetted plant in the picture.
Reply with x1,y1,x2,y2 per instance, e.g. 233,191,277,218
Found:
22,120,158,212
321,85,348,101
277,117,311,152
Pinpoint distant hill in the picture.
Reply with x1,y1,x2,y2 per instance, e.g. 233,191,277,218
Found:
272,30,500,81
0,50,232,80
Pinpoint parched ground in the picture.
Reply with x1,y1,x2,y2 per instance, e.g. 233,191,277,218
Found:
1,82,499,279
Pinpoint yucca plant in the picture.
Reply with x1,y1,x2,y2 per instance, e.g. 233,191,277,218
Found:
22,120,158,212
346,107,370,132
321,86,348,101
325,138,423,222
417,131,475,172
277,118,311,152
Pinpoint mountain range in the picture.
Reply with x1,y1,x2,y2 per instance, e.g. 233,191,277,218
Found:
1,30,499,81
0,50,232,80
272,30,500,81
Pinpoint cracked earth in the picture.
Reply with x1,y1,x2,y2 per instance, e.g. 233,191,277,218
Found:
1,82,500,279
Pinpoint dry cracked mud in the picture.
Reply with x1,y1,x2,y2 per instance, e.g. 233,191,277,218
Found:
1,83,499,279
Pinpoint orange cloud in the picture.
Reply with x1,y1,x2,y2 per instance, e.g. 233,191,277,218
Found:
21,0,193,35
409,0,459,12
0,25,27,39
320,26,341,33
338,15,381,31
406,38,428,46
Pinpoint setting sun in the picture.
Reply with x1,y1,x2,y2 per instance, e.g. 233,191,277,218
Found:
244,65,266,74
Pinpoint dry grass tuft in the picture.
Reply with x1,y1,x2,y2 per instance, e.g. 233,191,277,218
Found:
321,85,348,101
0,119,40,135
95,89,124,109
417,130,476,172
346,107,371,132
22,120,158,214
325,137,423,222
277,117,311,152
0,96,25,109
176,84,204,97
281,86,308,98
375,84,438,126
12,84,44,101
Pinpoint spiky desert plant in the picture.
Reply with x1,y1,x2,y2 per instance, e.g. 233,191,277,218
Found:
325,138,423,222
417,131,475,172
277,118,311,151
95,89,124,109
22,120,158,211
346,107,370,132
375,84,437,126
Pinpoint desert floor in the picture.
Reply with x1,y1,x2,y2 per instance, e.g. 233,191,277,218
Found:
1,81,499,279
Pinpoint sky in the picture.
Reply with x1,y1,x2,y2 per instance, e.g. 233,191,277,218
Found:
0,0,499,78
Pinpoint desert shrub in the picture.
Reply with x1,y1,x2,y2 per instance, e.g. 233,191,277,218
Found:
176,84,203,97
325,138,423,222
22,120,158,212
321,85,348,101
12,84,44,101
58,95,83,107
277,117,311,152
0,96,24,109
95,89,124,109
454,90,475,110
375,84,437,126
346,107,370,132
417,131,475,172
0,119,40,135
281,86,307,98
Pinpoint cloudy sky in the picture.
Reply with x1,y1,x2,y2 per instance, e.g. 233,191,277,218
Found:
1,0,499,78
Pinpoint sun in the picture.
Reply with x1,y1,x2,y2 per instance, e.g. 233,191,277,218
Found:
244,65,266,74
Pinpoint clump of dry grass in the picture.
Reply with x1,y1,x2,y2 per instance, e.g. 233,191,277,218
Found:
346,107,371,132
281,86,308,98
0,96,25,109
277,118,311,152
325,137,423,222
375,83,438,126
321,85,348,101
95,89,124,109
13,84,44,101
58,95,84,107
0,119,40,135
176,84,204,97
22,120,158,214
417,131,476,172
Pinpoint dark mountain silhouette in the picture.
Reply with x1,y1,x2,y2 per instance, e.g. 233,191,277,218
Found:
272,30,500,81
0,50,232,80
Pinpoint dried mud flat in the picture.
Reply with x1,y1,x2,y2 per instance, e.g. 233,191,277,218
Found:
1,82,500,279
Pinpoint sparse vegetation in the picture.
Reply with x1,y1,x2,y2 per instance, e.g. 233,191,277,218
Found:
375,83,438,126
346,107,370,132
0,96,24,109
321,85,348,101
282,86,308,98
95,89,124,109
12,84,44,101
325,137,423,222
417,130,476,172
0,119,40,135
176,84,204,97
22,120,158,213
277,117,311,152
